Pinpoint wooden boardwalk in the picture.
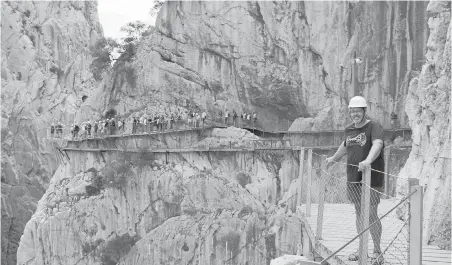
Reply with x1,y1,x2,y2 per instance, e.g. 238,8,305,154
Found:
62,146,300,153
297,201,451,265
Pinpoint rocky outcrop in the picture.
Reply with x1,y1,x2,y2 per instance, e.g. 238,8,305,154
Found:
98,1,428,132
17,128,302,264
1,1,102,264
399,1,451,249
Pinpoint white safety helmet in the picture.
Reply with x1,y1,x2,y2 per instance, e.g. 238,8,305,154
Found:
348,96,367,108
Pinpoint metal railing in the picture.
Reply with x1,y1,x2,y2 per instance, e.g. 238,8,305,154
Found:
297,148,423,265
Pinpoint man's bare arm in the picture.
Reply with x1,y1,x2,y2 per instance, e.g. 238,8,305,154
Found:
358,139,384,171
364,139,384,163
326,141,347,167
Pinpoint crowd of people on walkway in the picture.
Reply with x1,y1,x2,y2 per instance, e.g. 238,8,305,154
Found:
218,109,258,127
49,107,259,140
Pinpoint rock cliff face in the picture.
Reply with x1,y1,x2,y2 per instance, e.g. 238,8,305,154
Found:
1,1,102,264
11,0,451,264
400,0,451,249
17,128,302,265
97,1,428,131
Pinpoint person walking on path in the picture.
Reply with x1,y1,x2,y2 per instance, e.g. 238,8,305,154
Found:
325,96,385,264
94,121,98,137
73,123,80,139
253,112,257,128
132,116,137,134
232,110,237,127
224,109,229,125
110,118,116,135
117,119,123,135
56,121,64,138
86,120,92,137
50,123,55,138
201,111,207,128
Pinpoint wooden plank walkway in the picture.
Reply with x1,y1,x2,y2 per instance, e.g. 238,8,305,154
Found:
62,147,301,153
297,202,451,265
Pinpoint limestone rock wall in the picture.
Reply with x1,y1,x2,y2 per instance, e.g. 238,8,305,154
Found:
17,129,302,265
1,1,102,264
100,1,428,131
399,1,451,249
11,0,451,263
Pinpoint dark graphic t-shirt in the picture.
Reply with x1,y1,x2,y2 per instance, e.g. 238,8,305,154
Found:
344,121,385,188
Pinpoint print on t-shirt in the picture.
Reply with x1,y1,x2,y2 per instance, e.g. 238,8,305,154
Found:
346,132,367,147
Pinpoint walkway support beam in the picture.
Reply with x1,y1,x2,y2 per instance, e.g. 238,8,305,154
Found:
408,178,423,265
358,166,371,265
306,149,313,217
384,146,391,196
297,148,305,207
316,158,326,240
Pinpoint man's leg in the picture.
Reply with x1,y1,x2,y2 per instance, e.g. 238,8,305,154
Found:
353,202,363,234
347,202,363,261
369,203,382,253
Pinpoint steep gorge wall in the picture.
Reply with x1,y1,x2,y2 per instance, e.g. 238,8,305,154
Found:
399,0,451,249
97,1,428,132
17,129,303,265
1,1,102,264
17,126,414,264
9,0,450,263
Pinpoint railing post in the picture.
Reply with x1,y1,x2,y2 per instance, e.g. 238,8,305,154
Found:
359,166,371,265
408,178,423,265
306,149,313,217
297,148,305,207
384,146,391,197
302,223,313,259
316,158,326,240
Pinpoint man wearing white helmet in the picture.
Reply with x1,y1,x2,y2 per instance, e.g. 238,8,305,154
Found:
326,96,385,264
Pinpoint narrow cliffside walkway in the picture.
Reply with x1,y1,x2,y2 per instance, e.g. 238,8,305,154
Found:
62,146,300,153
297,202,451,265
51,123,412,149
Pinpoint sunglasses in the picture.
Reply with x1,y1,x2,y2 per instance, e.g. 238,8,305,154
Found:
349,109,364,114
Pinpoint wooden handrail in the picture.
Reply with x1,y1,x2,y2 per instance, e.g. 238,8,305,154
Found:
306,149,313,217
359,166,371,265
316,158,326,240
408,178,423,265
297,148,305,207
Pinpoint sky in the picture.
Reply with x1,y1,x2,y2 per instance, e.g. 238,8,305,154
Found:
97,0,157,40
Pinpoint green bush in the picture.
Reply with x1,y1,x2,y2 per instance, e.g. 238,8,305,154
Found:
32,24,42,34
136,147,155,168
89,37,118,81
49,65,63,77
85,168,104,196
100,234,140,265
101,153,132,189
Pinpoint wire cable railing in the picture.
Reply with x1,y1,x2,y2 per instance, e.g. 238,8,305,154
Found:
297,148,424,265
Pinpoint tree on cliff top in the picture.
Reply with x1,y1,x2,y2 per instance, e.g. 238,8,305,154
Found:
149,0,165,17
89,20,154,81
90,37,119,81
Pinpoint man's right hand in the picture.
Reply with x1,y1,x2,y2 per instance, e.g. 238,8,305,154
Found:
325,157,336,168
